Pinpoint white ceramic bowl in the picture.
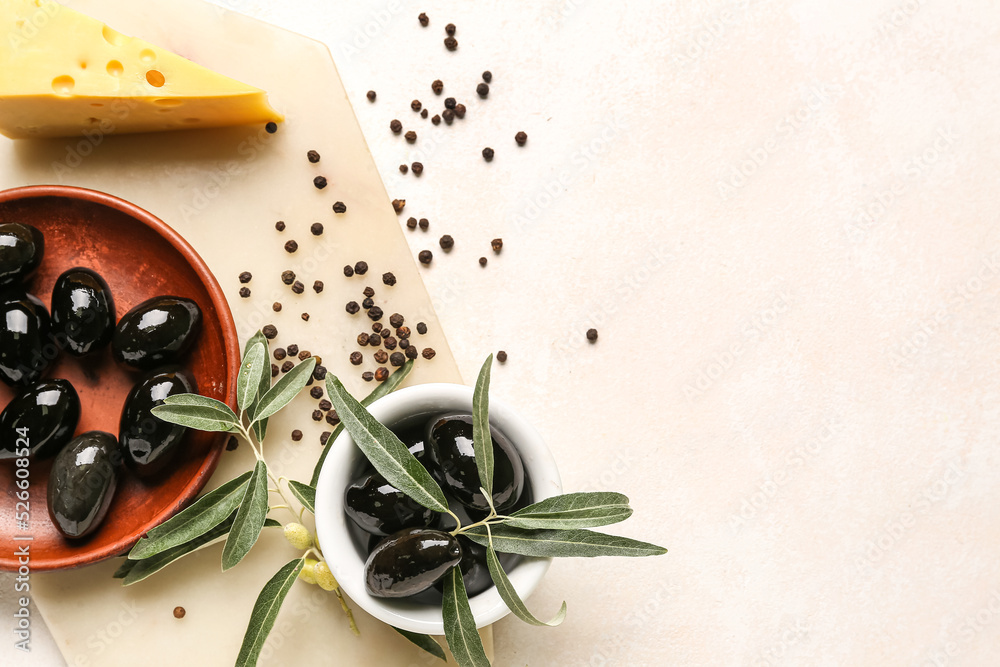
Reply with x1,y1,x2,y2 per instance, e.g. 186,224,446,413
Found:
314,383,562,634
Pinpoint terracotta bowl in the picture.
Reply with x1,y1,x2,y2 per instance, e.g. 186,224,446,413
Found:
0,185,239,571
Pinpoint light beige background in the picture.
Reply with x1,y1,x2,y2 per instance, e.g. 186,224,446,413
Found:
5,0,1000,665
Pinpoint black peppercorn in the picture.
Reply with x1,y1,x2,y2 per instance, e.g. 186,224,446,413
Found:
421,109,428,119
411,162,423,175
383,272,396,286
362,371,374,382
491,238,503,253
333,201,347,213
445,23,456,35
411,99,422,112
392,199,405,213
442,109,455,124
432,114,441,125
286,344,299,356
265,121,278,133
313,365,327,380
362,297,374,310
482,147,494,162
407,217,418,229
275,220,286,231
399,164,409,174
399,338,410,349
397,326,411,338
432,79,443,94
419,218,429,230
404,130,417,144
422,348,436,359
310,386,323,399
444,97,456,110
482,70,492,83
479,256,488,267
313,281,324,293
281,360,294,373
439,235,454,250
357,333,370,346
390,352,405,367
271,364,279,377
418,250,433,264
372,322,383,333
374,349,388,364
346,301,360,314
313,176,327,189
355,261,369,275
383,336,398,350
515,131,527,146
274,348,286,360
320,431,332,444
375,367,389,381
318,399,332,411
272,302,282,312
307,150,320,163
417,322,428,334
291,281,304,294
390,119,402,133
310,222,324,236
587,328,599,342
350,351,363,365
405,346,418,359
262,324,278,339
444,36,458,50
454,103,466,118
389,313,404,328
369,333,382,346
326,411,339,425
285,240,298,253
312,410,323,422
298,350,311,361
291,430,303,442
282,270,295,284
497,350,507,363
343,265,354,277
476,83,489,98
363,286,375,298
418,12,429,26
239,271,252,284
368,306,384,321
367,90,376,102
239,287,250,298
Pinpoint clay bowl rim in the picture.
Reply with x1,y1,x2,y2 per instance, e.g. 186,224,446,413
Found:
0,184,240,571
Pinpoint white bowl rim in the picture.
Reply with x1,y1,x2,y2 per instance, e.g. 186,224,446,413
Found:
314,382,563,634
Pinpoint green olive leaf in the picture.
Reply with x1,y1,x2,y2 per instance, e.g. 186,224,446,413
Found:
503,492,633,529
161,393,239,418
237,341,268,413
243,331,271,440
393,627,447,662
465,525,667,558
123,512,237,585
235,558,305,667
128,471,252,559
325,374,449,513
486,542,566,626
309,360,413,487
222,460,270,571
287,480,315,514
442,566,490,667
151,402,239,433
251,357,316,423
472,354,494,497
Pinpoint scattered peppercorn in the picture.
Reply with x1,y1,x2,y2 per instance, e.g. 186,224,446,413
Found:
326,411,339,425
367,90,376,102
312,410,323,422
418,12,429,26
390,119,402,133
239,287,250,298
301,312,310,322
421,109,428,119
173,607,186,619
320,431,332,444
476,83,489,98
371,322,383,333
313,281,324,293
445,23,456,35
439,235,454,250
444,97,456,110
298,350,311,361
265,121,278,133
419,218,429,230
272,302,282,312
497,350,508,363
411,162,423,175
388,351,404,367
399,164,409,174
274,348,286,360
443,109,455,124
343,265,355,277
491,238,503,253
291,430,303,442
287,344,299,356
407,217,418,229
310,386,323,399
281,360,294,373
411,100,422,112
369,334,382,346
404,130,417,144
313,176,327,190
314,365,327,380
375,367,389,381
271,364,279,377
307,150,320,163
482,147,494,162
227,436,239,451
587,328,599,342
431,114,441,125
399,338,410,349
362,297,374,310
318,399,332,412
454,103,466,118
275,220,286,231
368,306,384,321
350,351,363,365
362,371,374,382
515,131,528,146
432,79,444,94
389,313,404,328
282,270,295,284
355,261,369,275
383,336,398,350
380,272,396,287
239,271,252,284
482,70,492,83
422,348,436,359
417,322,428,334
357,332,370,346
397,326,411,338
418,250,433,264
291,281,304,294
392,199,405,213
363,286,375,298
374,350,388,364
444,36,458,50
333,201,347,213
310,222,324,236
285,240,298,253
346,301,360,314
405,346,418,359
479,256,488,266
262,324,278,339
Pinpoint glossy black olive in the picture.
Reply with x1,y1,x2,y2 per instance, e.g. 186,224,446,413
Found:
426,414,524,513
365,528,463,598
0,379,80,460
0,222,44,288
51,267,115,356
0,289,53,387
345,470,436,537
47,431,120,539
112,296,201,369
433,536,494,597
119,368,193,477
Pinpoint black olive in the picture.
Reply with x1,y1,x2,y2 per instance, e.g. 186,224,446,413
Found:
51,267,115,356
0,222,44,288
345,470,436,536
119,368,194,477
0,289,53,387
425,414,524,513
112,296,201,369
433,536,494,597
365,528,463,598
47,431,120,539
0,379,80,460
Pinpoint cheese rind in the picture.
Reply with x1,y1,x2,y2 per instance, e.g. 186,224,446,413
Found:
0,0,283,139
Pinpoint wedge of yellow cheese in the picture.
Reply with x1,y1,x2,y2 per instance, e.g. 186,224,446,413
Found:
0,0,283,139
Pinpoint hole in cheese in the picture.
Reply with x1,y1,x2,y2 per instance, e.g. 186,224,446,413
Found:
80,61,88,69
101,25,127,47
154,98,183,107
106,60,124,76
139,49,157,65
51,76,75,95
145,70,166,87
